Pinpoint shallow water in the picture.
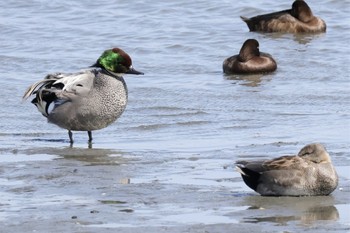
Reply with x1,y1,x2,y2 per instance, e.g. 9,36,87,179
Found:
0,0,349,232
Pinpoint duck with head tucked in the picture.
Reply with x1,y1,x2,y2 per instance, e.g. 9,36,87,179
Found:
241,0,326,33
235,143,338,196
223,39,277,74
23,48,143,143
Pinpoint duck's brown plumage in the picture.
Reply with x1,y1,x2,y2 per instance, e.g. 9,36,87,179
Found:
236,143,338,196
223,39,277,74
241,0,326,33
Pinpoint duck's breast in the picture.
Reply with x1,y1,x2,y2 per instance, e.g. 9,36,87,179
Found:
311,163,338,195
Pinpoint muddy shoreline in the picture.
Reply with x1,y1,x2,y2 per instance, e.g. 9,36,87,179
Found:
0,147,349,233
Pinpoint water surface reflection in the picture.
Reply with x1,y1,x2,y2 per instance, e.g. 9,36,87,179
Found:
241,195,339,226
224,74,268,87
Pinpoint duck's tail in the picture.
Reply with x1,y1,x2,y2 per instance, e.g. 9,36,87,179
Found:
240,16,256,31
235,161,261,192
23,74,63,117
240,16,250,22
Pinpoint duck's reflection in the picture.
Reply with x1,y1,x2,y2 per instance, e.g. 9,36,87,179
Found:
241,195,339,225
225,74,270,87
22,146,128,166
301,206,339,224
245,205,338,226
260,32,324,45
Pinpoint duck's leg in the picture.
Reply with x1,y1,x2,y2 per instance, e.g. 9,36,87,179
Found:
68,130,73,143
87,131,92,142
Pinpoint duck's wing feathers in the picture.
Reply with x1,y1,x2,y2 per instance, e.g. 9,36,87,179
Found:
23,70,96,117
236,156,309,195
241,9,290,22
257,169,306,195
236,159,268,191
236,160,267,174
262,155,307,170
236,155,303,173
22,73,64,100
242,9,291,22
241,9,299,32
259,156,310,195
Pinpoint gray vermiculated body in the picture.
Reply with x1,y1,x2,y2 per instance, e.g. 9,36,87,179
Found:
48,70,128,131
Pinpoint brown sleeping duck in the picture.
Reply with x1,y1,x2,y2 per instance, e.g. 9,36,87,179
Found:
223,39,277,74
241,0,326,33
236,143,338,196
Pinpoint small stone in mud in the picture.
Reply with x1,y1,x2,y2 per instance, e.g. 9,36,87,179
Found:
99,200,127,204
119,209,134,213
71,216,77,219
90,210,99,214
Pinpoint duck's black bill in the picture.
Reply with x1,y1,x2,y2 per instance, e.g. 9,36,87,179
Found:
127,67,144,75
90,62,101,68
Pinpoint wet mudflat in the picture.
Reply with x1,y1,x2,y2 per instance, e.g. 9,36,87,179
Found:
1,0,349,232
0,146,349,233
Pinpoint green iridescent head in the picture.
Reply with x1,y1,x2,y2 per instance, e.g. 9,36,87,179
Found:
92,48,143,75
